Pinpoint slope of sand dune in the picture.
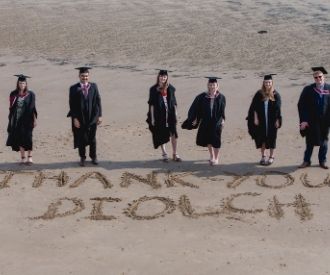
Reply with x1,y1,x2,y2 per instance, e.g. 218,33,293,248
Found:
0,1,330,275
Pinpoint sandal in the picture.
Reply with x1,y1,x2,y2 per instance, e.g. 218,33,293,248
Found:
162,153,169,162
20,157,26,165
267,157,274,165
208,159,218,166
259,155,267,166
173,154,182,162
27,156,33,165
212,159,219,166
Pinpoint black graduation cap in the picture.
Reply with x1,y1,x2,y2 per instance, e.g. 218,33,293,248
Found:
75,66,92,74
311,66,327,75
205,76,221,83
14,74,31,81
156,69,172,76
263,74,277,80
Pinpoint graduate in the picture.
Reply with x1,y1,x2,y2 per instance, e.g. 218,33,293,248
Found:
247,74,282,165
67,66,102,166
6,74,37,165
182,77,226,166
298,67,330,169
147,69,181,162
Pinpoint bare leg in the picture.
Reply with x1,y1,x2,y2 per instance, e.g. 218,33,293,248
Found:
170,135,177,155
208,145,214,163
259,144,267,165
261,143,266,157
268,148,275,165
160,144,169,162
170,135,181,161
27,150,33,165
19,147,26,164
19,147,25,159
213,148,220,164
160,144,167,155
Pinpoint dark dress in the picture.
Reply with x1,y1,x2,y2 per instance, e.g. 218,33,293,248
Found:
297,83,330,145
184,92,226,148
6,90,37,151
147,84,178,149
67,82,102,150
247,90,282,149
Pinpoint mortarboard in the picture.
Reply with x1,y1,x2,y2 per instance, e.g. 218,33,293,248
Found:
263,74,277,80
157,69,173,76
14,74,31,81
75,66,92,74
205,76,221,83
311,66,327,75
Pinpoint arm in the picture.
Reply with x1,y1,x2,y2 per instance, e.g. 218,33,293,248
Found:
148,87,156,126
94,83,102,125
275,92,282,128
31,92,38,128
221,95,226,125
69,86,81,128
150,105,155,126
248,92,260,125
297,87,309,129
188,94,202,123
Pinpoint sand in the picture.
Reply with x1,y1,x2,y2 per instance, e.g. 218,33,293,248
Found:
0,0,330,274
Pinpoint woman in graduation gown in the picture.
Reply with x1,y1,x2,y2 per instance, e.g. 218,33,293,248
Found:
6,74,37,165
147,70,181,162
247,74,282,165
183,77,226,165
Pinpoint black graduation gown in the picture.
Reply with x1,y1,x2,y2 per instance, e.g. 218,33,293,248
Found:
6,90,37,151
247,90,282,149
185,92,226,148
147,84,178,149
67,82,102,148
298,83,330,146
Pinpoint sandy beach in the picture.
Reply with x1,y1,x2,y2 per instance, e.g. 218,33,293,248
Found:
0,1,330,274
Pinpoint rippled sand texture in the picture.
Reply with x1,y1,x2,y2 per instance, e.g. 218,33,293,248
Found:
0,0,329,71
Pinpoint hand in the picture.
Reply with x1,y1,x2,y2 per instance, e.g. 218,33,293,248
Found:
300,121,309,130
151,119,155,127
97,117,103,125
73,118,80,128
275,120,280,128
254,117,259,126
33,120,37,128
221,119,225,128
192,119,198,126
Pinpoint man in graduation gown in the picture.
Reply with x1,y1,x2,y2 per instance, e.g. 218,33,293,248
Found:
68,67,102,166
298,67,330,169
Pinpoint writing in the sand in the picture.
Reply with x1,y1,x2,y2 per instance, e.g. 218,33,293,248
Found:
0,170,326,221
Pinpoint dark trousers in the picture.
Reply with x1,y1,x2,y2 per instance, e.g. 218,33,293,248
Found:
303,139,328,164
78,139,96,159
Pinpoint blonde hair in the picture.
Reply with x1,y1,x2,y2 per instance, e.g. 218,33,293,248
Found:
260,80,275,101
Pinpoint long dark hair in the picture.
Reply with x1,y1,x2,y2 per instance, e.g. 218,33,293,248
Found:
16,80,28,94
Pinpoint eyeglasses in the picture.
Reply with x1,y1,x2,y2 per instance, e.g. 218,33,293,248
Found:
314,75,323,79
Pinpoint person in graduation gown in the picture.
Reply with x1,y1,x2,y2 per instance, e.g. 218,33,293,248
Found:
298,67,330,169
67,67,102,166
183,77,226,166
147,70,181,162
247,74,282,165
6,74,37,165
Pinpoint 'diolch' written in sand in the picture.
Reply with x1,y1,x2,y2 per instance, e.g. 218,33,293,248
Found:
0,170,328,222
